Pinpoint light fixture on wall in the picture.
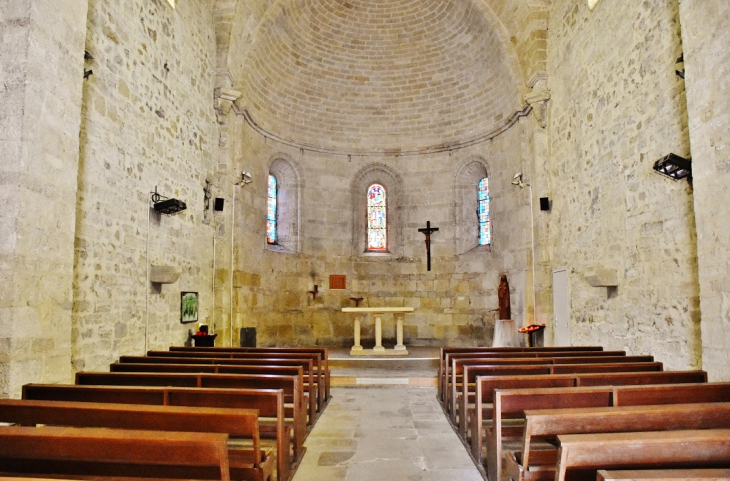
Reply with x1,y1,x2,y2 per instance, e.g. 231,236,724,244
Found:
151,187,187,215
230,171,253,347
653,153,692,181
512,172,538,327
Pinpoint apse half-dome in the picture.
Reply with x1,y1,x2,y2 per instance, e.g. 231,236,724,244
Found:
238,0,523,153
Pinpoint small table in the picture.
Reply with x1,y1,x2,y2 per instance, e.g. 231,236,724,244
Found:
341,307,414,356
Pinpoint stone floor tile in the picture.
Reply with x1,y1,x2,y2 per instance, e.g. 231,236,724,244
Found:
292,386,483,481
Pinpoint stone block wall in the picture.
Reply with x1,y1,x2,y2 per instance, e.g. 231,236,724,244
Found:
0,0,88,397
71,0,218,371
678,0,730,380
546,0,700,370
222,119,533,348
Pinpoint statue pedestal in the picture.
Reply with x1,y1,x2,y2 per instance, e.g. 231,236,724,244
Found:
493,319,518,347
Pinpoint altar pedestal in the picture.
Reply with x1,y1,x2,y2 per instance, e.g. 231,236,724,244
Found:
492,319,518,347
342,307,414,356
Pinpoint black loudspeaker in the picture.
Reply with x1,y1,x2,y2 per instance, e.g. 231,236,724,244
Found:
539,197,550,211
214,198,225,211
240,327,256,347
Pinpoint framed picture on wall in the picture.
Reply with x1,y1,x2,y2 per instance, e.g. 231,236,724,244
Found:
181,292,199,323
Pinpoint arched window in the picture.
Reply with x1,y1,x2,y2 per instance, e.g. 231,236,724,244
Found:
478,177,491,245
266,174,277,244
367,183,387,250
455,158,490,254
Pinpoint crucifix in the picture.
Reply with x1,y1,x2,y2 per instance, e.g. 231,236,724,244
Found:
418,221,439,271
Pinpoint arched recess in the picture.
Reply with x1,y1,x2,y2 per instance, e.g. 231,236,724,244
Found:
267,154,300,253
455,158,491,255
351,164,404,257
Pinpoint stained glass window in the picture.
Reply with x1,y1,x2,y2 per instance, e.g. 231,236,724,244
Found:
267,174,277,244
478,177,491,245
367,183,387,250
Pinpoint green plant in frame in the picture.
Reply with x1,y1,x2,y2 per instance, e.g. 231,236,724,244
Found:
181,292,198,323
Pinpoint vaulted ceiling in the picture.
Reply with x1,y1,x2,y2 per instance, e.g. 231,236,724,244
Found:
213,0,548,153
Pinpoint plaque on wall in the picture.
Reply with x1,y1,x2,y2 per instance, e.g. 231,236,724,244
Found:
329,275,346,290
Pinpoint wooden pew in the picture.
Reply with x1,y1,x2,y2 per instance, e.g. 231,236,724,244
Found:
23,384,291,481
452,360,661,433
447,365,553,422
597,468,730,480
168,347,331,404
555,429,730,481
110,362,317,427
445,355,654,413
147,350,327,413
506,402,730,481
469,370,708,480
0,399,274,481
455,362,658,438
74,371,307,464
438,346,605,400
442,351,629,404
0,426,231,480
118,355,319,411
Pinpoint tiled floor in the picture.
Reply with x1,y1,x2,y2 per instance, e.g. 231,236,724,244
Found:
292,385,483,481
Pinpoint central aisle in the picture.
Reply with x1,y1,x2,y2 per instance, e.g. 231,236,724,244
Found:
292,385,482,481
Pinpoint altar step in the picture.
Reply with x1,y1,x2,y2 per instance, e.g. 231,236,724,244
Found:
328,346,439,386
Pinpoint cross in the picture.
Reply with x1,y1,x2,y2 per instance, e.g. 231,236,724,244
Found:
418,221,439,271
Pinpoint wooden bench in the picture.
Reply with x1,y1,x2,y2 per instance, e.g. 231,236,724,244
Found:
110,362,317,427
148,350,327,412
555,429,730,481
0,399,274,481
74,371,307,464
468,370,708,479
452,361,661,434
118,355,319,412
506,402,730,481
438,346,605,399
442,351,628,404
169,347,331,404
23,384,292,481
597,468,730,480
0,425,231,480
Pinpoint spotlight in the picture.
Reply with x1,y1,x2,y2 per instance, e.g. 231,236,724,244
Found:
653,153,692,181
151,187,186,215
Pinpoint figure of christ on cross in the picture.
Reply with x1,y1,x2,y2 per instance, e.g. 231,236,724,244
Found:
418,221,439,271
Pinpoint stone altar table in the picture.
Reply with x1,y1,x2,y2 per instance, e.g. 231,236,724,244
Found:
341,307,414,356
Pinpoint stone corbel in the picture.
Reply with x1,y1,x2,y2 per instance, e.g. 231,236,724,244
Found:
525,71,550,129
524,89,551,129
214,88,242,124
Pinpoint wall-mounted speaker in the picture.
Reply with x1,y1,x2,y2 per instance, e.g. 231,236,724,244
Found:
214,198,225,211
539,197,550,211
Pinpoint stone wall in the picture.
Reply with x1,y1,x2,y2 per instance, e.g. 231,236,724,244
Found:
221,118,533,348
546,0,700,370
0,0,88,398
678,0,730,380
72,0,218,371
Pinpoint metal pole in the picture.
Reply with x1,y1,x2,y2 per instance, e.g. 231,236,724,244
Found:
230,185,236,347
145,194,151,353
528,184,537,325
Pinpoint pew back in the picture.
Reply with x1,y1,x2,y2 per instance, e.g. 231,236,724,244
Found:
0,426,231,480
555,429,730,481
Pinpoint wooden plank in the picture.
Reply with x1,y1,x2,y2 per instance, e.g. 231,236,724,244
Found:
507,402,730,481
23,384,290,481
0,426,231,480
556,429,730,481
0,399,272,481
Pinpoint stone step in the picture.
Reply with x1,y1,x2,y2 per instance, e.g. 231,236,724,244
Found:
328,356,439,371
